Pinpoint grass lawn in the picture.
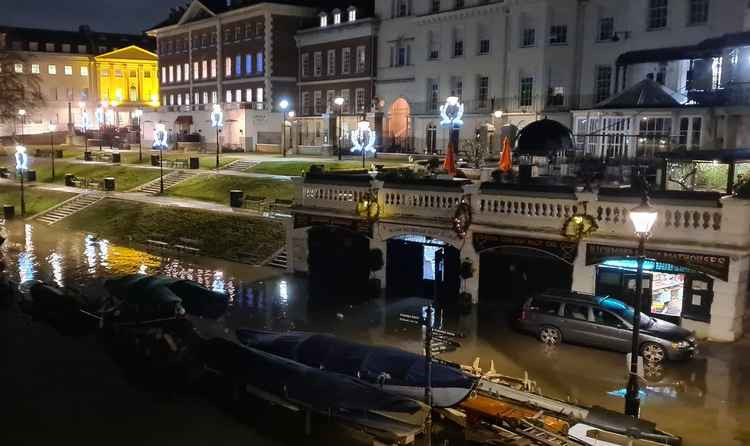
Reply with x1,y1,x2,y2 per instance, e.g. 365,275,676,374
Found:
0,185,76,216
247,159,409,176
61,198,285,263
0,160,160,191
166,174,294,204
119,150,237,169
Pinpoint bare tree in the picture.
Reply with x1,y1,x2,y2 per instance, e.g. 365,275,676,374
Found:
0,49,45,128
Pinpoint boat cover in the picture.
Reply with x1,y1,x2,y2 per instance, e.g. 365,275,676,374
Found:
236,330,476,407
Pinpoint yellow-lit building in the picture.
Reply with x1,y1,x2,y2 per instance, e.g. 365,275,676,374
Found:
95,45,159,117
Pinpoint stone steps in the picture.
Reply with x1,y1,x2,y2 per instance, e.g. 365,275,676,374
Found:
139,170,196,195
264,247,288,269
36,193,103,225
223,159,257,172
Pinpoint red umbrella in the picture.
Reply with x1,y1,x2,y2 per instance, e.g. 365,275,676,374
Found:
499,137,512,172
443,141,456,176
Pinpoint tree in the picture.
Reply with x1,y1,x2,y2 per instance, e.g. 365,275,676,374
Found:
0,49,45,129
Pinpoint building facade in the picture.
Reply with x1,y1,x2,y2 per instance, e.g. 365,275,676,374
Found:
0,25,154,137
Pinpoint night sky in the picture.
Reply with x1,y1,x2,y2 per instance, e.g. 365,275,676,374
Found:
2,0,187,34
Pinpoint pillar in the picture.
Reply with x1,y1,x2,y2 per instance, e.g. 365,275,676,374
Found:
460,229,480,304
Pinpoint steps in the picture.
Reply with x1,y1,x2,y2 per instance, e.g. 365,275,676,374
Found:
264,247,288,269
139,170,196,194
36,192,104,225
223,159,257,172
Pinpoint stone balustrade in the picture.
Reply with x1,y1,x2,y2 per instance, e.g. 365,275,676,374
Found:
380,186,467,220
298,182,372,214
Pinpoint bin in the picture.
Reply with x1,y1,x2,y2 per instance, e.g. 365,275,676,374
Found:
65,173,75,187
151,153,160,166
84,151,92,161
103,177,116,191
3,205,14,220
111,152,121,163
189,157,200,169
230,190,244,208
25,170,37,182
519,164,532,184
55,149,64,159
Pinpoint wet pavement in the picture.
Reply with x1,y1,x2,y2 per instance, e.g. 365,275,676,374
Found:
1,221,749,445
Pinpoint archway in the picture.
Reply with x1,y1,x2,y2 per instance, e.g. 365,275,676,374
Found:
385,234,460,301
387,98,411,151
307,225,370,302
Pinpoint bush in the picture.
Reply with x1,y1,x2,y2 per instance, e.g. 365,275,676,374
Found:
734,174,750,198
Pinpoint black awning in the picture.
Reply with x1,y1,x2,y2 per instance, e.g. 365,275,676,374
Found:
175,115,193,125
616,45,702,66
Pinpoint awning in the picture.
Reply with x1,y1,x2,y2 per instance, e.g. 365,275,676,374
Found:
616,45,701,66
595,79,687,109
175,115,193,125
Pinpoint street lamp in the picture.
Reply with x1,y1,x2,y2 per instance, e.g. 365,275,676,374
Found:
334,96,344,160
15,145,28,216
134,109,143,161
440,96,464,150
624,193,658,418
211,104,224,169
287,110,295,153
153,123,168,194
18,109,26,144
279,99,289,157
48,121,56,180
351,118,376,168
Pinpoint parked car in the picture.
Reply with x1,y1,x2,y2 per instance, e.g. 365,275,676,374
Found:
516,290,697,363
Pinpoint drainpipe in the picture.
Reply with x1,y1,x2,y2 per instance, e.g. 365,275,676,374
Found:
571,0,587,110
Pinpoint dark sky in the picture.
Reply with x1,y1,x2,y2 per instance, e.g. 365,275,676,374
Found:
2,0,187,34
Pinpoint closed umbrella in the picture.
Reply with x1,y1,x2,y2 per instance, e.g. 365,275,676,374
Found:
499,137,512,172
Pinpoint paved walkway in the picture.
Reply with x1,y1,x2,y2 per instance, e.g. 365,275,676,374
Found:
62,158,295,180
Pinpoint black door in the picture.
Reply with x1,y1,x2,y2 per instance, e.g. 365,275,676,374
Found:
386,239,424,298
682,274,713,323
308,226,369,302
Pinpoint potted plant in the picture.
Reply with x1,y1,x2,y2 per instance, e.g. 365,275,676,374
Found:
734,174,750,199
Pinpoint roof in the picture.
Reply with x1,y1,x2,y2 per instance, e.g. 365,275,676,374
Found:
95,45,158,61
617,30,750,66
0,25,154,54
595,79,686,109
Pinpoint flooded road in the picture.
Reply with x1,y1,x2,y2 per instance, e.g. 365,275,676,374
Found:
2,221,749,445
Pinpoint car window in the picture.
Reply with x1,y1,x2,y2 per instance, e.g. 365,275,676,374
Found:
592,308,625,328
563,303,589,321
529,299,560,316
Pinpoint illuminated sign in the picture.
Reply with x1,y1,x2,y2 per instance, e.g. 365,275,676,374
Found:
15,145,28,170
152,123,168,149
350,120,376,154
211,104,223,128
439,96,464,128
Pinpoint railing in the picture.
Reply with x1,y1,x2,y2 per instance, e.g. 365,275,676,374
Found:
299,182,371,214
380,185,466,220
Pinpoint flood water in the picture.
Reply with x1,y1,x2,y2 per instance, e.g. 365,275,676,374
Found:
2,221,749,446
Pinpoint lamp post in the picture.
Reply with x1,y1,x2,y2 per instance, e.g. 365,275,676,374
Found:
79,102,89,153
279,99,289,157
15,145,28,216
211,104,224,169
153,123,168,194
334,96,344,160
134,109,143,162
352,118,376,169
48,121,56,180
624,193,658,418
287,110,295,154
18,109,26,144
96,102,105,151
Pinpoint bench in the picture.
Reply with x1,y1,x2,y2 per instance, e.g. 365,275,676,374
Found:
145,239,169,248
243,195,268,212
269,198,294,214
173,237,202,253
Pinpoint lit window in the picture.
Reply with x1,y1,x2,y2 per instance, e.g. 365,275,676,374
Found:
226,90,233,103
31,64,39,74
245,54,253,74
211,59,217,78
14,63,23,73
176,64,182,82
184,63,189,81
194,92,199,105
202,60,208,79
235,89,241,102
177,94,182,105
333,10,341,24
256,87,264,107
225,57,231,78
212,90,218,104
245,89,252,102
320,14,328,27
256,52,263,72
185,93,190,105
162,66,166,83
48,64,57,75
64,65,73,75
348,7,357,21
235,55,241,76
80,66,88,76
169,65,174,82
194,62,199,79
170,94,174,105
203,91,208,104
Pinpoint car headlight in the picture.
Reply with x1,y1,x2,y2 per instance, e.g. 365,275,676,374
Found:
672,340,691,349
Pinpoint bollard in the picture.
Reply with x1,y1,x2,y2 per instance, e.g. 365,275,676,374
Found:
111,152,121,163
84,151,92,161
55,149,64,159
151,153,160,166
3,205,14,220
64,173,75,187
189,157,200,169
103,177,115,191
230,190,244,208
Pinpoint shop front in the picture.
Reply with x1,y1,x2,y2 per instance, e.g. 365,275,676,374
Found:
586,243,728,328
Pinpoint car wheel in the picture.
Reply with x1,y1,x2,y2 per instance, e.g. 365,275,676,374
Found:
641,342,666,364
539,326,562,345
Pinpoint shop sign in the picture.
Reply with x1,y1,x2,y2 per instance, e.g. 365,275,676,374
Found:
293,212,371,236
585,243,730,281
379,223,461,246
472,233,578,265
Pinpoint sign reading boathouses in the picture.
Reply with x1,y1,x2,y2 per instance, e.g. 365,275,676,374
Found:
473,233,578,265
586,243,730,281
294,212,371,236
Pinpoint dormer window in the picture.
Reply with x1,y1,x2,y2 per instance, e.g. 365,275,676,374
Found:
333,9,341,24
348,6,357,21
319,12,328,27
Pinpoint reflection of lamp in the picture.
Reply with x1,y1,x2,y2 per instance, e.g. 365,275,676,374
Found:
624,192,658,419
334,96,344,160
18,109,26,144
211,104,223,169
356,192,380,221
350,119,376,168
153,123,168,194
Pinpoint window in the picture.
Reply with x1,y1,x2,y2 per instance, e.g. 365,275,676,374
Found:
170,94,174,105
177,94,182,106
688,0,709,25
64,65,73,76
256,52,264,72
429,79,439,111
212,91,218,104
450,76,463,100
314,90,322,114
327,49,336,75
201,34,207,48
80,66,88,76
225,57,231,78
595,65,612,103
333,10,341,24
392,44,409,66
348,6,357,21
194,62,199,80
77,44,87,53
529,299,561,316
184,63,189,81
235,26,241,41
256,87,263,105
185,93,190,105
302,91,311,115
678,116,702,150
245,89,252,102
245,54,253,74
326,90,335,112
194,92,199,105
169,65,174,82
638,116,672,156
598,17,614,41
210,32,216,46
45,43,55,51
226,90,233,103
245,23,253,39
235,89,242,103
202,60,208,79
256,23,263,36
193,35,199,48
203,91,208,104
301,53,309,77
648,0,668,29
62,43,70,52
355,88,366,112
341,47,351,73
396,0,408,17
549,25,567,44
356,46,366,73
31,64,39,74
314,51,322,76
176,64,182,82
341,89,350,113
522,28,535,47
656,62,667,85
548,85,565,106
320,14,328,27
519,77,533,107
564,303,589,321
478,76,489,107
431,0,440,13
224,29,231,42
592,308,624,327
14,63,23,73
235,55,241,76
479,38,490,55
453,30,464,57
211,58,217,78
455,0,464,8
428,31,440,59
48,64,56,75
29,42,38,51
144,71,151,78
